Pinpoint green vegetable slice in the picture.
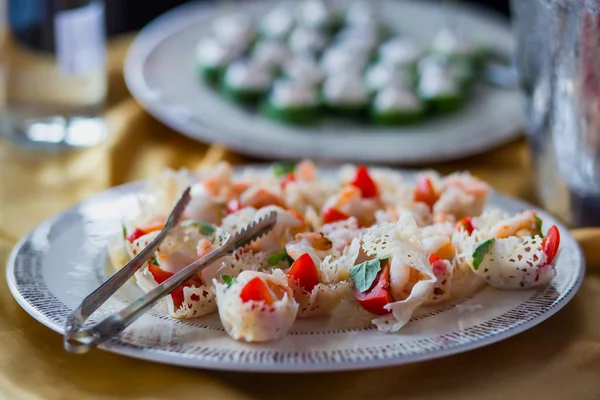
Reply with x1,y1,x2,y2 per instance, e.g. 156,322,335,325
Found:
534,215,544,237
350,258,383,293
273,163,296,177
267,251,294,266
472,238,495,271
221,274,236,287
150,258,160,266
179,220,217,235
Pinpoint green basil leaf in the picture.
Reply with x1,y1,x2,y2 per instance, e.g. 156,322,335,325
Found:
150,258,159,266
179,220,216,235
350,258,382,293
267,251,294,266
535,215,544,237
472,238,495,271
273,163,295,177
221,274,236,287
122,224,127,239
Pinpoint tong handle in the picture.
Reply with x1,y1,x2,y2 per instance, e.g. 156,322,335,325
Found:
63,187,192,351
65,243,232,353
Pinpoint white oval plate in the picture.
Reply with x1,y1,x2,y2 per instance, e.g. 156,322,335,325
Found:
6,168,584,372
124,0,524,165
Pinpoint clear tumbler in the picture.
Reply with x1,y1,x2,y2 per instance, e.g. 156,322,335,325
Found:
512,0,600,227
0,0,107,149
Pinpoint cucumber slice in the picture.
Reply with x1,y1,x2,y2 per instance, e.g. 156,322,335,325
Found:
261,102,319,125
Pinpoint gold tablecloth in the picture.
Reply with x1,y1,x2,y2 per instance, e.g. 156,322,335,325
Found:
1,36,600,400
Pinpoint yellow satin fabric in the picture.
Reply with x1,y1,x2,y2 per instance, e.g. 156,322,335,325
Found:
1,35,599,400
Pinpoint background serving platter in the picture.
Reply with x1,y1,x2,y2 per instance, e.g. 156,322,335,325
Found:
124,0,524,165
6,167,583,373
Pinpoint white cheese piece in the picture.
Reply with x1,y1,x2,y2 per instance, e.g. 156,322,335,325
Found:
322,73,369,106
373,87,421,112
321,47,369,75
269,79,318,108
379,37,422,67
252,40,290,70
288,26,328,54
212,14,254,48
365,63,411,92
195,38,239,68
418,65,459,98
431,29,475,57
224,60,273,91
296,0,336,28
283,56,325,86
260,4,294,40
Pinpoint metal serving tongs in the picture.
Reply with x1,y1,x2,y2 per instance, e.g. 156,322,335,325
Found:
63,187,278,353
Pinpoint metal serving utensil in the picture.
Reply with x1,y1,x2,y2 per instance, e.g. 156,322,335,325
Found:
63,187,277,354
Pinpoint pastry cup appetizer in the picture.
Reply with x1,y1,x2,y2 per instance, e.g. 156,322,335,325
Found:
262,79,320,125
221,60,274,104
214,270,299,342
370,87,424,125
454,210,560,290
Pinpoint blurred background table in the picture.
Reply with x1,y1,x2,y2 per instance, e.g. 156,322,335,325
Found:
1,34,600,400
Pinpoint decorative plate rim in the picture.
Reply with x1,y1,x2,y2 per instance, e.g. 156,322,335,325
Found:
123,0,524,165
5,174,585,373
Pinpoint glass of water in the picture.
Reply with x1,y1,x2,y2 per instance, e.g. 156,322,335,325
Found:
512,0,600,227
1,0,107,149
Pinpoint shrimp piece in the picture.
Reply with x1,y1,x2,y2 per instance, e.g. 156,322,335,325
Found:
433,173,489,222
323,185,379,227
248,206,308,254
240,186,286,209
201,162,234,200
486,210,539,239
389,257,425,301
159,250,197,274
231,181,251,198
420,222,455,259
286,232,333,264
295,159,318,181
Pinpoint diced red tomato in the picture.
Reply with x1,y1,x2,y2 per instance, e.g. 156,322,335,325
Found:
322,207,350,224
287,253,320,292
353,264,394,315
543,225,560,265
281,173,296,189
148,263,186,308
226,199,243,214
428,253,442,264
350,165,378,198
414,176,439,209
455,217,474,235
126,228,146,243
428,254,448,279
239,277,275,305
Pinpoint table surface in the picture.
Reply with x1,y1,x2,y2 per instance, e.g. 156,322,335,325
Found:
1,35,600,400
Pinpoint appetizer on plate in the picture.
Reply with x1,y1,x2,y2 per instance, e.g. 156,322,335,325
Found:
110,161,561,343
194,0,489,126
